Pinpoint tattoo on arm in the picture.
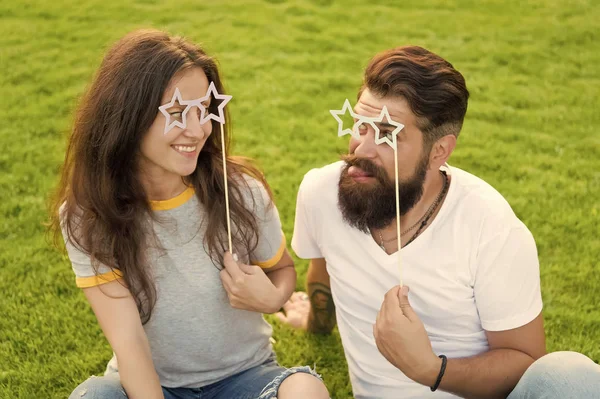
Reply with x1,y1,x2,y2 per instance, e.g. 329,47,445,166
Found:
307,282,336,334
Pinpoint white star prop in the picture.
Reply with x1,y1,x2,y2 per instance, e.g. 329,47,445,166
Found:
195,82,234,254
331,101,406,287
157,83,234,254
372,106,404,148
158,88,199,135
330,99,360,139
198,82,232,125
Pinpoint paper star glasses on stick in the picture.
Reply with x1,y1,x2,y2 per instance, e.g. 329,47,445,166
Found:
159,82,234,252
330,99,360,139
330,100,406,286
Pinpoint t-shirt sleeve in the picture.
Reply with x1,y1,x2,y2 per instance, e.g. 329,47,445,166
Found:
246,179,287,269
291,171,323,259
60,206,123,288
473,224,543,331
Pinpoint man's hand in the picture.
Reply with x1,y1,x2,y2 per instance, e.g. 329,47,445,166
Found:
275,292,311,330
220,252,285,314
373,285,442,386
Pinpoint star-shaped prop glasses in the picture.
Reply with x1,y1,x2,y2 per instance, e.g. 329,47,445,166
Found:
330,99,406,286
159,83,233,253
159,82,232,135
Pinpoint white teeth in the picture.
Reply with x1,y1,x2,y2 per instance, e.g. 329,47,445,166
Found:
173,145,196,153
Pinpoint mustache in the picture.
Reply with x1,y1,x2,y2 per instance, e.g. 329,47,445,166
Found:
340,154,390,184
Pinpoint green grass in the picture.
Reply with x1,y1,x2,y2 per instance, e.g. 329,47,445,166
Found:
1,0,599,397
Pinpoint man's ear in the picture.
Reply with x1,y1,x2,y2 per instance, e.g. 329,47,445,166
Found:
429,135,456,169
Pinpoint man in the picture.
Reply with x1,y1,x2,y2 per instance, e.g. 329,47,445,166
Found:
277,46,600,398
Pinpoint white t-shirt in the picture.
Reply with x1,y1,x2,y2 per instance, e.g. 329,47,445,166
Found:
292,161,543,399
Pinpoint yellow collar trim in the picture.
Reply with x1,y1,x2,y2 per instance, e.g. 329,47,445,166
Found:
150,186,195,211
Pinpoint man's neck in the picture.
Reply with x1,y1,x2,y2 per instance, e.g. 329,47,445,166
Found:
373,168,449,250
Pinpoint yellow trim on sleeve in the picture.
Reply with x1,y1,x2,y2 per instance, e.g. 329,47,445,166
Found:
150,186,195,211
76,270,124,288
253,234,287,269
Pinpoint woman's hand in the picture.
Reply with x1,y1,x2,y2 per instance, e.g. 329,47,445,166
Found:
220,252,286,314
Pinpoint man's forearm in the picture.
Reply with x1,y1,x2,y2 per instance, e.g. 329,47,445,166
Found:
306,282,336,334
427,349,535,399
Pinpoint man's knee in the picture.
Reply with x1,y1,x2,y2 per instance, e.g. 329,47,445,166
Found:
511,351,600,398
528,351,599,378
68,374,127,399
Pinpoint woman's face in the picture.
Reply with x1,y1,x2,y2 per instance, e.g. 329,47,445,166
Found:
139,67,213,183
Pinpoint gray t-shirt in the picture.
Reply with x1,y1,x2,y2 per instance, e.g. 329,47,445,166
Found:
62,177,286,388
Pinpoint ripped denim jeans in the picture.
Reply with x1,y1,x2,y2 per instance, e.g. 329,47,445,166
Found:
68,354,325,399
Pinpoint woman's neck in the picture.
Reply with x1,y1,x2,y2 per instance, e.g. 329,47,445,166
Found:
140,169,188,201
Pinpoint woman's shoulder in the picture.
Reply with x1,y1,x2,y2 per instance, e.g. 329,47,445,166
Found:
235,173,272,211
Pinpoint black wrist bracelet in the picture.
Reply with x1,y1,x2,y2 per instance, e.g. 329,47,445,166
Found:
430,354,447,392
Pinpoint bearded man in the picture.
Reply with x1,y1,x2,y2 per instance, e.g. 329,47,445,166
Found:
278,46,600,398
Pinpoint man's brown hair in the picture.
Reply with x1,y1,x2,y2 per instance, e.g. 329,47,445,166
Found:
361,46,469,148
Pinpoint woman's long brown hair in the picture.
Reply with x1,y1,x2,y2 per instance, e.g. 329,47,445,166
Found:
49,29,271,324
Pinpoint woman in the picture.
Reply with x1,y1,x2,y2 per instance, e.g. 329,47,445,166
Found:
50,29,329,399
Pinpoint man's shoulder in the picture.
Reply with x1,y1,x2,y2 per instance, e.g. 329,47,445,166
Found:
299,161,344,198
449,165,523,229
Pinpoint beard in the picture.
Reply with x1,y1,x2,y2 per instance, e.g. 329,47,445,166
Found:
337,154,428,233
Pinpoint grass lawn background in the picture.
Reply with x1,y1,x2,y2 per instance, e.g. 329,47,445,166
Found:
0,0,598,397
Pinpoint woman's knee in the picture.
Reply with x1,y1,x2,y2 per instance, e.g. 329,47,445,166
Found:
277,372,329,399
68,374,127,399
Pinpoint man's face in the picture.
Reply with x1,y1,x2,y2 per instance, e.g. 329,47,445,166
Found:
337,89,430,232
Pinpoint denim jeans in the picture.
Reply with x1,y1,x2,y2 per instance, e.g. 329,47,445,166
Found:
69,351,600,398
68,355,322,399
508,351,600,398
